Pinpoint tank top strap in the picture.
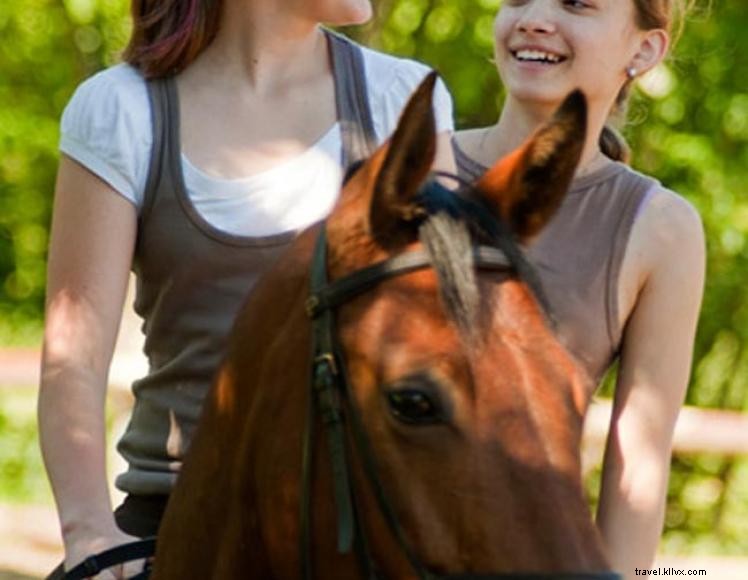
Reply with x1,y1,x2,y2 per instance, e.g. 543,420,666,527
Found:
324,28,377,168
141,76,173,225
452,136,486,183
605,174,659,351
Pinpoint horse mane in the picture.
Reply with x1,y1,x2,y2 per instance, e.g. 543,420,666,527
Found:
415,176,554,335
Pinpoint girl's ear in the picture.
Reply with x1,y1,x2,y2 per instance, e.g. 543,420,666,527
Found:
628,28,669,77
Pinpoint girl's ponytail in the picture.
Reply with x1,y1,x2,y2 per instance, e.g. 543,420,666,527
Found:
599,125,631,164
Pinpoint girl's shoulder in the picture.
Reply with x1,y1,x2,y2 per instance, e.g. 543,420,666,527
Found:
356,44,454,137
60,63,152,207
612,164,701,230
358,44,433,87
639,182,703,244
624,173,704,289
65,63,150,119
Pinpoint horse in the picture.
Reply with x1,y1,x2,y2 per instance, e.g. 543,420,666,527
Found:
149,74,620,580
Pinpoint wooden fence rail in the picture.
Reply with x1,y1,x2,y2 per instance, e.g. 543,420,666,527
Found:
3,348,748,459
583,400,748,456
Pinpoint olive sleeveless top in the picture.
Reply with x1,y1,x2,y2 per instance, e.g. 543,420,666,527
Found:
116,31,378,495
454,140,659,385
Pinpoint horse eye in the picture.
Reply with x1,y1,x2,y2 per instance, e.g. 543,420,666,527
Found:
386,388,444,425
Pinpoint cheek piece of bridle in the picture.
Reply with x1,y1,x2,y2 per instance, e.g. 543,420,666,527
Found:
302,185,622,580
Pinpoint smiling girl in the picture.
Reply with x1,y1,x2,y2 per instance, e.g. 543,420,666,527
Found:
453,1,704,577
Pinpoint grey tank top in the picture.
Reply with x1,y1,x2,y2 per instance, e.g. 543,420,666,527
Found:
116,31,378,495
454,139,658,385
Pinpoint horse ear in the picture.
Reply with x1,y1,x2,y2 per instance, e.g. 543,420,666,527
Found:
368,72,438,247
475,90,587,240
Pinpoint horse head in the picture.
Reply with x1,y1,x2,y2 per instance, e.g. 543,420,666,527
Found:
315,74,610,576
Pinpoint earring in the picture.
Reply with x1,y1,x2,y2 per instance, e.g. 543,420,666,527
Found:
626,66,638,80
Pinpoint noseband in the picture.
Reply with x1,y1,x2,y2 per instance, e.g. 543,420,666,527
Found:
302,213,621,580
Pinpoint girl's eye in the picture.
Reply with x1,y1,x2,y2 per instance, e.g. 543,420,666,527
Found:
563,0,590,9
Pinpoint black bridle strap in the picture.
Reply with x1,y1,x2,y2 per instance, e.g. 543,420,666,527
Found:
306,243,512,319
303,226,511,579
63,538,156,580
336,336,436,580
301,225,358,580
304,226,439,579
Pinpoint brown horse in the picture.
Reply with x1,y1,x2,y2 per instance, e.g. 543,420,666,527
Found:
151,75,617,579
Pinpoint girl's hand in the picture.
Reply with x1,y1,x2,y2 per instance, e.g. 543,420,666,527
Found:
64,528,147,579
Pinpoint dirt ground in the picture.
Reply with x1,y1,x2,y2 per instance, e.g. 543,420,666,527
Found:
0,503,62,580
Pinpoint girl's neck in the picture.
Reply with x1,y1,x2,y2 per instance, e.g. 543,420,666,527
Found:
487,95,613,177
184,3,328,95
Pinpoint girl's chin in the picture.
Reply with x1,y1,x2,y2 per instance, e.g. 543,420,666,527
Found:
338,1,373,25
317,1,372,26
501,71,572,100
506,85,572,108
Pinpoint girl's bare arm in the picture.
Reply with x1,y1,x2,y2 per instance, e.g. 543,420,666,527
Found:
596,189,706,579
38,156,141,576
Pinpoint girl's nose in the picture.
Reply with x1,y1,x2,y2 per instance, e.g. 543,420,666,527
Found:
516,1,557,35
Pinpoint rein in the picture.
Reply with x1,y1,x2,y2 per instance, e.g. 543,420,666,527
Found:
301,219,621,580
61,538,156,580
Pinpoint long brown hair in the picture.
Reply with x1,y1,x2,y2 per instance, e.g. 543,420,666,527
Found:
600,0,695,162
124,0,223,79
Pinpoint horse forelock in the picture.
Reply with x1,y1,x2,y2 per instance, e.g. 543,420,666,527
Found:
418,209,479,337
416,178,550,339
329,166,552,335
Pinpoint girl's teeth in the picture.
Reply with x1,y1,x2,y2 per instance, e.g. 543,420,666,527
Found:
515,50,562,63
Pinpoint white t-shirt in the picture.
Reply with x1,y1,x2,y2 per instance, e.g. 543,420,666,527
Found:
60,46,454,237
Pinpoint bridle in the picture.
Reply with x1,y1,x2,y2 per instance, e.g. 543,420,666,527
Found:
60,539,155,580
301,186,622,580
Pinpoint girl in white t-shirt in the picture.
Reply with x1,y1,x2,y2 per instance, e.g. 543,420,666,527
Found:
38,1,454,577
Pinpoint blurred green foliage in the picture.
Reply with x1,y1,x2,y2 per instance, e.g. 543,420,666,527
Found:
0,0,130,344
1,0,746,555
0,387,51,502
0,386,126,504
